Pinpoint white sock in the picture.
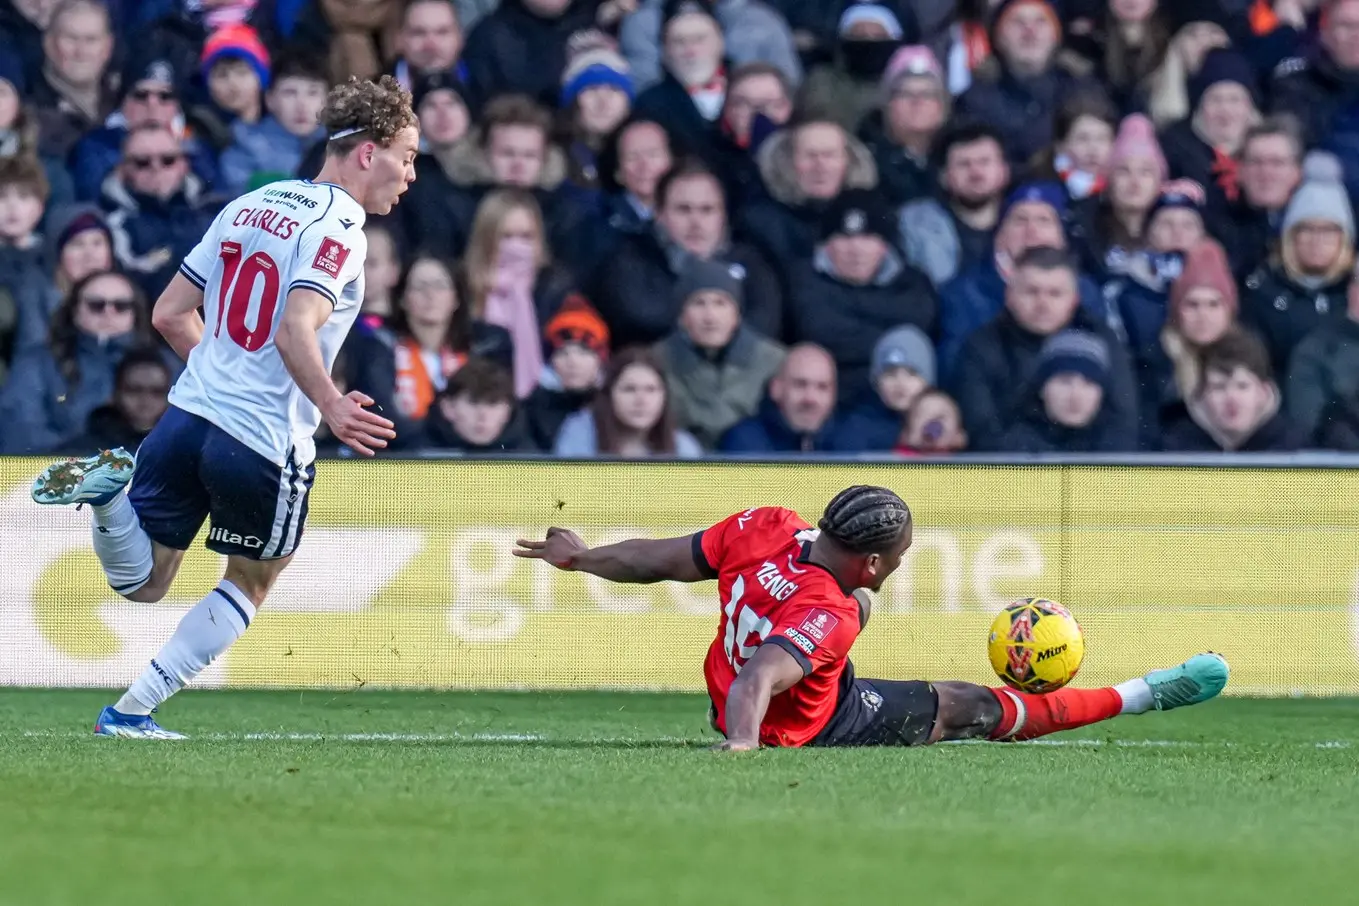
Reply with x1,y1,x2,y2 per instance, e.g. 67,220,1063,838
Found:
116,580,257,715
90,493,153,597
1115,677,1154,715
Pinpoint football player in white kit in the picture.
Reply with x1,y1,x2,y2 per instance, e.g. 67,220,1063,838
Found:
29,76,420,738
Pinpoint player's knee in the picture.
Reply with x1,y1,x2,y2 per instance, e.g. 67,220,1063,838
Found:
121,579,169,603
932,682,1001,742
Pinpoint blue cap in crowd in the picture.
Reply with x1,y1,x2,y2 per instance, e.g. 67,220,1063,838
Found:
1001,181,1067,223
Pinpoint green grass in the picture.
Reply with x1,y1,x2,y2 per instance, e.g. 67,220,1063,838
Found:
1,691,1357,905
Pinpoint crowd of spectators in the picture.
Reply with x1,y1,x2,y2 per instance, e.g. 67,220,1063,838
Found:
4,0,1359,457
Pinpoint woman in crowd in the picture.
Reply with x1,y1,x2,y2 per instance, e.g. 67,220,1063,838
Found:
463,188,575,400
1070,112,1165,277
0,270,154,454
1135,237,1242,445
346,254,512,450
553,347,702,458
1242,152,1354,380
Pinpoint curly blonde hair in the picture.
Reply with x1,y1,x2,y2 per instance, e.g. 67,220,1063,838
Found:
321,75,418,155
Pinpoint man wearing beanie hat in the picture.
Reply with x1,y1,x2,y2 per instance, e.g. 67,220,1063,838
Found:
618,0,801,94
839,324,937,449
69,47,218,202
412,70,472,153
1003,329,1137,452
654,255,786,445
1242,151,1355,379
951,246,1138,450
523,294,611,449
955,0,1101,167
938,180,1110,376
785,187,938,404
796,0,920,132
1159,48,1260,217
30,1,118,158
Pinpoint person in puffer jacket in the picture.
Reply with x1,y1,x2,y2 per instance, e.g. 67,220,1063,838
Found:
1241,151,1354,382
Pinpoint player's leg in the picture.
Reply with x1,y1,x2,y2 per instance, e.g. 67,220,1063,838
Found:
31,449,185,601
101,430,314,738
31,408,216,602
929,653,1231,743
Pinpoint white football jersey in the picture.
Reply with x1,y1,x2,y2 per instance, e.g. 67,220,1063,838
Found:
171,179,368,467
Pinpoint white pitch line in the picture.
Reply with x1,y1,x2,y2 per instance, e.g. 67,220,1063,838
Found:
17,730,545,742
8,731,1354,749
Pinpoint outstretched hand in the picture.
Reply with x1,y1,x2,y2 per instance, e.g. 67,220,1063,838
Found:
323,391,396,457
514,527,588,570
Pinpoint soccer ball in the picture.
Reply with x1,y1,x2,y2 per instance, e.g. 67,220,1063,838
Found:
987,598,1085,693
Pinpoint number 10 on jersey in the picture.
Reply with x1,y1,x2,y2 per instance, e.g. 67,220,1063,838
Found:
215,241,281,352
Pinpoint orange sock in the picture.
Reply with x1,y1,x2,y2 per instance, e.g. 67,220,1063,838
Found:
987,686,1122,741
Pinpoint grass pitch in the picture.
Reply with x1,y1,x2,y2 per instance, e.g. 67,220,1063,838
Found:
1,690,1357,905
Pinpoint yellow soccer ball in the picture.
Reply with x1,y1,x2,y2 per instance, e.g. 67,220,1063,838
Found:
987,598,1085,693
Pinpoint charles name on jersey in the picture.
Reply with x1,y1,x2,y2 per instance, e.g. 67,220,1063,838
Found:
231,206,300,241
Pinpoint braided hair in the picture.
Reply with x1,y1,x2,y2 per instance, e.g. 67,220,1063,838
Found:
818,486,912,555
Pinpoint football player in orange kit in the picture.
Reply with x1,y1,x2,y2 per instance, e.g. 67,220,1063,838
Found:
515,485,1228,750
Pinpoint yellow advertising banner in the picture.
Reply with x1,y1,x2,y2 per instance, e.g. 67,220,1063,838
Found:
2,458,1356,694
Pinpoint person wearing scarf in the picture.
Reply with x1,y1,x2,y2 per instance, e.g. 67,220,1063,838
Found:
482,235,547,399
1158,49,1261,216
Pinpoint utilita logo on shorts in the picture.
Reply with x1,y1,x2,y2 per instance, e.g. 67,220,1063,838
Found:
208,527,264,549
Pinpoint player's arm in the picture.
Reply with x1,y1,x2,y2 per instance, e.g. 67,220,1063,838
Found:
151,273,206,361
717,644,806,752
513,528,708,583
274,287,395,456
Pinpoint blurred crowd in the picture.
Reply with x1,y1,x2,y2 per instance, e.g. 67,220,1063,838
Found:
5,0,1359,457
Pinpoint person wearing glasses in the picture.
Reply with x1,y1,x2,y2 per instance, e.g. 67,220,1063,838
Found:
103,123,221,299
69,50,219,203
0,270,156,454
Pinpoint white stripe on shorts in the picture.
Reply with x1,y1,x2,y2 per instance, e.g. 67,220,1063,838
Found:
262,450,297,559
277,462,310,558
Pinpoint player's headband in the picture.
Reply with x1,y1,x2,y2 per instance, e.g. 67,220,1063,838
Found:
328,126,367,141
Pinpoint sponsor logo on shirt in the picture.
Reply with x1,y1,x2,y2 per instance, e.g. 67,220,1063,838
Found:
783,628,816,655
313,237,350,277
799,609,839,642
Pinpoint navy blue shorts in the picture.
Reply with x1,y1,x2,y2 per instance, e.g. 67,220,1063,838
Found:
127,405,315,560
